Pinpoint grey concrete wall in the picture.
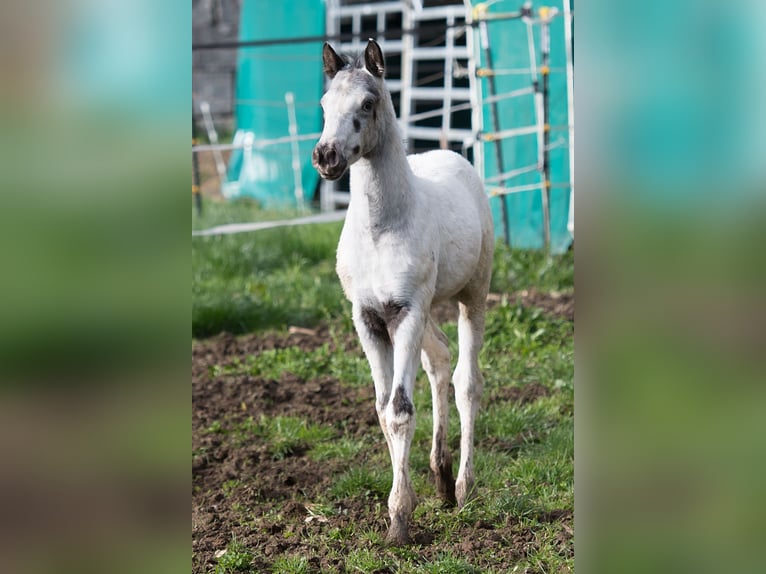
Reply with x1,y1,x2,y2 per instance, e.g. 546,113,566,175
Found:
193,0,240,134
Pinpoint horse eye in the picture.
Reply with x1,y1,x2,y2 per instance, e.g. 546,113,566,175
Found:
362,100,373,112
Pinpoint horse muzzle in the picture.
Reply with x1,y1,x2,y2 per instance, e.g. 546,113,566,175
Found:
312,142,348,180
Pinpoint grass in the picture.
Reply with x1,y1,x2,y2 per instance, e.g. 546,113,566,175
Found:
232,414,336,460
491,241,574,293
193,206,573,573
311,436,368,461
213,539,254,574
344,548,389,572
192,227,344,335
258,415,336,460
270,555,310,574
330,465,392,501
208,344,371,385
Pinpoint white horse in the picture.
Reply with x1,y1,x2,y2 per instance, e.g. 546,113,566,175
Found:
313,40,493,545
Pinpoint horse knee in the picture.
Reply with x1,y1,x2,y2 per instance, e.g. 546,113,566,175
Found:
454,360,482,392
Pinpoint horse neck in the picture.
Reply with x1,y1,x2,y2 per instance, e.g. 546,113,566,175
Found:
349,100,413,230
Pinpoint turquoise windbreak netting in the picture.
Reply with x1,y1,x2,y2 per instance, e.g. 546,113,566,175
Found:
226,0,573,252
225,0,324,207
472,0,573,253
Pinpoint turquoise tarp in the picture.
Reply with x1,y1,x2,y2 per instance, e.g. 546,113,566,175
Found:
225,0,324,207
226,0,573,252
473,0,573,253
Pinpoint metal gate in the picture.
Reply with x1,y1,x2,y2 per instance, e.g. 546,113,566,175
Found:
321,0,476,211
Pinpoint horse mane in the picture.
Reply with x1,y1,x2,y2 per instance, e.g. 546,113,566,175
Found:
338,52,366,72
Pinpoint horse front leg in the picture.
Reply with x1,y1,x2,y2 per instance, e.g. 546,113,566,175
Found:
353,304,395,465
383,302,426,545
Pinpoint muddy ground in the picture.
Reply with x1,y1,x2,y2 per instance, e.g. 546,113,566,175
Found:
192,290,573,572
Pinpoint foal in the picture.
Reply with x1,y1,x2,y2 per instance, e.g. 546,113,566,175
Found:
313,40,493,545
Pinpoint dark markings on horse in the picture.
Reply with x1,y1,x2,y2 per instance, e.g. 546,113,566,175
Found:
382,300,408,341
360,306,390,344
372,109,377,123
353,118,361,132
393,386,414,417
360,301,408,344
433,427,456,505
353,145,360,154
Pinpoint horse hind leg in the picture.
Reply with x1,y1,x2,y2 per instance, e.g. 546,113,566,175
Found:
421,316,456,506
453,294,487,508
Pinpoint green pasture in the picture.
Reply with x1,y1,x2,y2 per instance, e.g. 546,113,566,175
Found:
193,200,574,573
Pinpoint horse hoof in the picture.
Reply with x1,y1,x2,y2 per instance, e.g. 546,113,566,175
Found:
386,518,410,546
436,479,457,507
386,530,409,546
456,479,475,509
433,467,457,507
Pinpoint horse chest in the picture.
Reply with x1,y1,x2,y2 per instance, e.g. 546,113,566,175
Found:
338,232,435,303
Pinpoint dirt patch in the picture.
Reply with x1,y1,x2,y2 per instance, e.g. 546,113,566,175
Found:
192,291,573,572
488,381,551,406
192,364,380,572
191,324,354,384
512,288,574,322
194,149,231,199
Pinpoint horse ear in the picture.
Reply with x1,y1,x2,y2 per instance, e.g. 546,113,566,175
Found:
323,43,345,79
365,39,385,78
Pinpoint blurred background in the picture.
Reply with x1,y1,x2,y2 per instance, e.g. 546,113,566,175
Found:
0,1,189,573
578,1,766,573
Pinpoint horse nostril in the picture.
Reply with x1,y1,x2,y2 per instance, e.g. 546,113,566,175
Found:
325,148,338,167
312,146,323,166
